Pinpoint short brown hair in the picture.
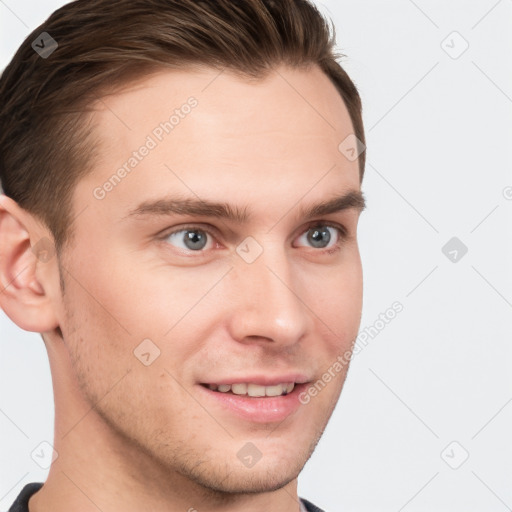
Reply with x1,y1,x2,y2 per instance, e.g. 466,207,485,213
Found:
0,0,365,254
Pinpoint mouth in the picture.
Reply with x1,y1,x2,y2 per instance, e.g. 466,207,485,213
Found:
197,378,311,423
200,382,296,397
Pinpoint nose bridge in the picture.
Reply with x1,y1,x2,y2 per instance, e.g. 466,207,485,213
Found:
227,241,309,345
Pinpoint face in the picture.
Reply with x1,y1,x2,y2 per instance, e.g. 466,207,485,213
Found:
55,65,364,495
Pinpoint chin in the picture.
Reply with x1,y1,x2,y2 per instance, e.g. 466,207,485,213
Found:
168,436,316,498
188,459,303,496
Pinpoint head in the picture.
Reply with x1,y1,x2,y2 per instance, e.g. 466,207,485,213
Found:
0,0,366,502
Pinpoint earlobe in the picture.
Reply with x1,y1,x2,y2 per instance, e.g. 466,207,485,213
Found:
0,194,60,333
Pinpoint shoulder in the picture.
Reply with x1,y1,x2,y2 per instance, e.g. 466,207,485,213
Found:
300,496,327,512
9,485,327,512
7,482,43,512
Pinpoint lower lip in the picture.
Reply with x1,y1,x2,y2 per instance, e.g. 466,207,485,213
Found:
196,383,309,423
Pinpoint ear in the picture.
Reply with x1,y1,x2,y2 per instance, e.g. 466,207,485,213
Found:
0,194,60,333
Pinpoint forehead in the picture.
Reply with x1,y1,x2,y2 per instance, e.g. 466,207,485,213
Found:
75,65,360,226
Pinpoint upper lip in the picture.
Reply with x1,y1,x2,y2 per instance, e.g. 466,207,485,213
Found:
200,374,311,386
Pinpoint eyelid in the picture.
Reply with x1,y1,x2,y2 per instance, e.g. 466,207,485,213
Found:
157,223,220,242
157,220,348,253
301,220,348,238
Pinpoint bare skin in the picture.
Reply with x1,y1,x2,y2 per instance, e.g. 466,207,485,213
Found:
0,64,364,512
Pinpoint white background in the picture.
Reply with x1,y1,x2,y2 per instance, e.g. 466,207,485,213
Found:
1,1,511,511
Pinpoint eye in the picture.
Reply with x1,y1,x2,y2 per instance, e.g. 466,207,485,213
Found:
295,223,347,252
159,222,347,255
163,226,216,252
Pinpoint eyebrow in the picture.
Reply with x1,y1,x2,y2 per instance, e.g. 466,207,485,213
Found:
123,189,366,223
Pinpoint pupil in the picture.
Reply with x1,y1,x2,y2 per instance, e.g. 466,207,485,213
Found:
308,227,331,248
185,230,207,250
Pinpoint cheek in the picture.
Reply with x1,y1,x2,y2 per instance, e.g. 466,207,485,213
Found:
81,241,229,340
60,273,193,427
309,254,363,350
61,246,228,389
303,259,362,414
58,248,151,404
60,279,133,403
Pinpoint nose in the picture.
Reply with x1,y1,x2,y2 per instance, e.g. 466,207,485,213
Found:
226,243,310,348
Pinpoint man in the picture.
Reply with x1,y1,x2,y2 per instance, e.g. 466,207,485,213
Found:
0,0,366,510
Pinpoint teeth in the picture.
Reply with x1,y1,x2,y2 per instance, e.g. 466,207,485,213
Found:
208,382,295,397
264,384,284,397
231,383,247,395
247,383,266,397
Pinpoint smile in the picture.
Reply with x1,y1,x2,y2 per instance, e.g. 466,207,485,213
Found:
203,382,295,397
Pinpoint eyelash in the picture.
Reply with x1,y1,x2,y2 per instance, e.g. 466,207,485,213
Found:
158,221,348,256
